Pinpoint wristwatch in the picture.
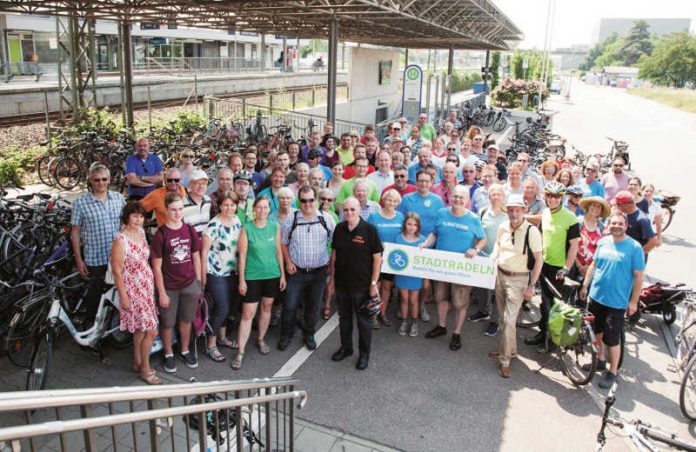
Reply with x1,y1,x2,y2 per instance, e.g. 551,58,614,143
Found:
370,280,378,286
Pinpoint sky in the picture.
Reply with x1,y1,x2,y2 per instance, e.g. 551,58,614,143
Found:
492,0,696,49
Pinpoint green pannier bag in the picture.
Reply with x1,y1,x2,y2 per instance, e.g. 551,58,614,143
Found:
548,299,583,346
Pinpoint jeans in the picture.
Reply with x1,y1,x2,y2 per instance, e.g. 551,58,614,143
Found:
205,273,238,332
281,269,327,339
85,265,107,320
539,263,564,334
336,290,372,356
477,288,499,323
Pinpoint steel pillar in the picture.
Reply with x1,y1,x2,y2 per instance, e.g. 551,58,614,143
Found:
483,49,490,102
260,34,266,70
446,46,453,112
119,21,134,127
326,18,338,125
404,48,409,66
0,17,9,81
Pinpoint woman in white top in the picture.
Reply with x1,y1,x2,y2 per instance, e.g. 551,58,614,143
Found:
642,183,663,247
177,149,199,188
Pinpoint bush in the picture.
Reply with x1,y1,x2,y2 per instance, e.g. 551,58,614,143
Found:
450,69,482,92
491,78,549,109
0,146,41,186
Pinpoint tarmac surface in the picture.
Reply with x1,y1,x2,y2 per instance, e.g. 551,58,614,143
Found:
2,81,696,452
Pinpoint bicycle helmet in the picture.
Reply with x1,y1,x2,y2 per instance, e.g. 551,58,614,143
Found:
234,171,253,183
544,181,566,195
474,159,485,170
566,185,584,196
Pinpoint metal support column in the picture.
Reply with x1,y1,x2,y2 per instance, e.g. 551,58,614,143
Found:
0,17,10,81
446,46,453,113
260,34,266,70
281,36,286,72
119,21,134,127
404,48,409,67
483,49,490,102
326,18,338,125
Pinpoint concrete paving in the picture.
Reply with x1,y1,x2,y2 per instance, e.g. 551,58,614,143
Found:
2,81,696,452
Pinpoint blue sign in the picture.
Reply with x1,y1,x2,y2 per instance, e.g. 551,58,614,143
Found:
387,249,409,272
140,22,160,30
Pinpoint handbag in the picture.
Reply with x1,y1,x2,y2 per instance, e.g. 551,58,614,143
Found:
104,233,130,285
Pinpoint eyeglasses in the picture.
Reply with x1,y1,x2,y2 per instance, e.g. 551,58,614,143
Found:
141,164,148,174
447,148,457,151
462,169,475,173
394,174,407,178
586,168,598,172
342,208,356,212
320,197,334,202
299,198,315,204
474,138,483,141
92,177,109,182
166,178,181,183
182,154,194,158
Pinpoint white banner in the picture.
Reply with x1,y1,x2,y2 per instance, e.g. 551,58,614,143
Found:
381,243,496,289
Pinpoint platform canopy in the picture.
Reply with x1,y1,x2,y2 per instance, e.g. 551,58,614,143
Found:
0,0,522,50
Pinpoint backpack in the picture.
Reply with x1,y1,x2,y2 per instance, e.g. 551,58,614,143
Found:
193,292,213,337
287,210,329,242
547,300,583,346
522,225,536,271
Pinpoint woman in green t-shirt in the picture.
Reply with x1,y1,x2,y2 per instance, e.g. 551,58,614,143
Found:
233,196,286,370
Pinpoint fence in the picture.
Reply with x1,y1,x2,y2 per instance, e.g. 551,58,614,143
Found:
204,86,365,141
0,378,306,452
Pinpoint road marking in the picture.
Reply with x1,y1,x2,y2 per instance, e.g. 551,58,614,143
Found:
273,313,340,378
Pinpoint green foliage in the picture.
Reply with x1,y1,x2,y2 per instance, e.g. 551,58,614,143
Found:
620,20,654,66
65,108,119,140
509,49,547,81
169,111,206,134
449,68,482,92
638,32,696,88
0,145,41,186
300,39,327,58
490,51,501,90
580,33,620,71
582,21,655,70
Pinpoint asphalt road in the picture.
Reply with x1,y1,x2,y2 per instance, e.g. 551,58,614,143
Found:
2,81,696,452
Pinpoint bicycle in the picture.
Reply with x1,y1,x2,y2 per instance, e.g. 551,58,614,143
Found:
534,275,598,386
492,109,512,132
673,293,696,419
596,383,696,451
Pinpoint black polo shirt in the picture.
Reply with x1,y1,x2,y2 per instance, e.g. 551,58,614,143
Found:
332,218,383,292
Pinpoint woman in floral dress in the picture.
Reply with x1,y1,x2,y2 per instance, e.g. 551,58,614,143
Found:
111,201,159,385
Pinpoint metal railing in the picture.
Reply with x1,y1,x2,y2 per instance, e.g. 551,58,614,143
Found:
204,89,365,141
0,377,306,452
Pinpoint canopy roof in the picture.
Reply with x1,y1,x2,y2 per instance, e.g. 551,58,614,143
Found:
0,0,522,50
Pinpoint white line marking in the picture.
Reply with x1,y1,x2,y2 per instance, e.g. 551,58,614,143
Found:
273,313,340,378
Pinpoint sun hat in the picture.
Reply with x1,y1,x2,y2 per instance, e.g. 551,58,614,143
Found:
504,194,527,211
190,169,209,181
579,196,611,218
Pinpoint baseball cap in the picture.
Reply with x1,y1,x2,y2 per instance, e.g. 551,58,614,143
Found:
190,169,208,181
504,194,527,211
487,144,499,151
392,124,401,130
613,190,634,205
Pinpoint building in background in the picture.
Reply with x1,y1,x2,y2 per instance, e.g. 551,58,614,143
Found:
595,18,691,43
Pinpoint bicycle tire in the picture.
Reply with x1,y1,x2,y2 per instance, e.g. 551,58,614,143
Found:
638,423,696,451
483,113,496,127
54,157,83,190
37,154,56,187
661,206,674,232
677,304,696,368
516,290,542,328
105,306,132,349
26,329,52,391
493,118,507,133
560,323,597,386
680,355,696,420
5,289,51,368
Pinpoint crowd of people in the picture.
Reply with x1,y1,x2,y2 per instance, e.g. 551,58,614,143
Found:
71,113,657,387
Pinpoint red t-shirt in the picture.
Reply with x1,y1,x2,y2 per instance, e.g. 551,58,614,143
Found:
379,183,417,206
342,164,376,180
151,223,201,290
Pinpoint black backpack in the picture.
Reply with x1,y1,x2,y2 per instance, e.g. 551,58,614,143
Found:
287,210,329,242
522,225,536,271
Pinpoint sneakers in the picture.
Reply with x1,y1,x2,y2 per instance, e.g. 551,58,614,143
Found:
409,321,419,337
449,334,462,351
425,325,447,339
524,331,545,346
598,372,617,389
484,322,500,337
398,320,409,336
582,359,607,373
467,311,490,322
163,355,177,373
372,315,381,330
181,351,198,369
420,305,431,322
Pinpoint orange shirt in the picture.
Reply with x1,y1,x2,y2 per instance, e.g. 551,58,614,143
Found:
140,186,187,226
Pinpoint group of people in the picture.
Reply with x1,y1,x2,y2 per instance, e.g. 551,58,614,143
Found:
70,113,658,387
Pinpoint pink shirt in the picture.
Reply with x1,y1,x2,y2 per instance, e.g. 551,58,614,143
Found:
601,172,629,202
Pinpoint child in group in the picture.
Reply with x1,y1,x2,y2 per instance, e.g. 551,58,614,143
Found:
394,212,428,337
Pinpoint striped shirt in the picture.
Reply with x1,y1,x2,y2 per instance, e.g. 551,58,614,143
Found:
182,193,212,236
71,191,125,266
281,211,335,269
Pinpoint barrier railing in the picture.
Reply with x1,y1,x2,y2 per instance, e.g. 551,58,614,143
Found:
0,377,306,452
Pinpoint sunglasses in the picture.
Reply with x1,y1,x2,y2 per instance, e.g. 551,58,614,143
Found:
613,164,624,167
166,178,181,183
447,148,457,151
462,170,475,173
299,198,315,204
182,154,194,158
92,177,109,182
394,174,407,178
342,208,356,212
546,194,563,199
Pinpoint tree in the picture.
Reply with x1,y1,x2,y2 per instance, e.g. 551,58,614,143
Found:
490,51,501,90
580,33,619,71
620,20,654,66
639,32,696,88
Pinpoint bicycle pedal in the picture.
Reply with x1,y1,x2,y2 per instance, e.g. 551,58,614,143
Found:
666,363,678,373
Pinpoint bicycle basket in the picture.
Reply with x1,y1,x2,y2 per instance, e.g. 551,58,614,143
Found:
548,300,583,346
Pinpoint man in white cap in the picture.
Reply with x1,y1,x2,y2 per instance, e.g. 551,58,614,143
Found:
182,169,212,235
489,194,543,378
486,144,507,181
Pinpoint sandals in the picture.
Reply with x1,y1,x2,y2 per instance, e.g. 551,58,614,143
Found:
139,372,162,385
231,353,244,370
322,306,332,320
217,337,238,349
205,346,226,363
257,339,271,355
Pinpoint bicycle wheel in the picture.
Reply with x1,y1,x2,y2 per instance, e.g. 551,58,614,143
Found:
560,323,597,386
36,154,56,187
661,206,674,232
516,289,542,328
493,118,507,132
483,113,496,127
680,355,696,420
54,157,83,190
5,289,51,367
26,329,52,391
105,305,132,349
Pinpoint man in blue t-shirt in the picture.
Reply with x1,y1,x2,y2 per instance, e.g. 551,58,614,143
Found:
420,186,487,351
613,190,657,260
126,137,164,200
580,161,606,199
398,169,444,236
581,212,644,389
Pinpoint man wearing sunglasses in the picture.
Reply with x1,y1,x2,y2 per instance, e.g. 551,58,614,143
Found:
141,168,187,227
71,164,125,322
601,156,629,203
126,137,163,201
580,159,606,199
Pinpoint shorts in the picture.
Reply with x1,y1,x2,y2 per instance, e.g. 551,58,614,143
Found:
433,281,472,309
589,298,625,347
160,280,201,328
243,277,280,304
380,272,394,282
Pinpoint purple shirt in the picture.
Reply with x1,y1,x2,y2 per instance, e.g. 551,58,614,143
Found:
151,223,201,290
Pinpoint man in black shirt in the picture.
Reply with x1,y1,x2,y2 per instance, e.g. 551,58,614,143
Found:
328,197,383,370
